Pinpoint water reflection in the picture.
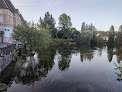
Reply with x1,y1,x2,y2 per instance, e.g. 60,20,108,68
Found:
79,46,95,62
0,45,122,92
114,47,122,82
15,48,56,85
58,50,72,71
107,47,114,62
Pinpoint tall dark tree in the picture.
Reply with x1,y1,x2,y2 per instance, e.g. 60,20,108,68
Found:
108,25,115,47
39,12,56,38
116,25,122,47
81,22,86,32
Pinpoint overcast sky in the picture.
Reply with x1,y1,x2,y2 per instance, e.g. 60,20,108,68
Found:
11,0,122,31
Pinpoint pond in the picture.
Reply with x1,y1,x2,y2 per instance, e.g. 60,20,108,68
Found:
0,45,122,92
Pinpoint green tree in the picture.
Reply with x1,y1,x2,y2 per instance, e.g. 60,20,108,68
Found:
38,12,56,38
12,23,51,51
116,25,122,47
108,25,115,47
81,22,86,32
58,13,72,39
71,30,80,39
75,30,93,45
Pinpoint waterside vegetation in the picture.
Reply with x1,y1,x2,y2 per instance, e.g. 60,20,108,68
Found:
12,12,122,55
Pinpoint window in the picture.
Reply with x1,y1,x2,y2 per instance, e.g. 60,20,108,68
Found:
0,10,3,14
0,16,3,22
0,26,4,31
10,18,13,25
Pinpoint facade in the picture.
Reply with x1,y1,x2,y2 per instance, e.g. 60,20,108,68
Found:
96,32,109,41
0,0,25,43
101,32,109,41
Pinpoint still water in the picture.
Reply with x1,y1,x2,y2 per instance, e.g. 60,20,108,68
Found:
0,46,122,92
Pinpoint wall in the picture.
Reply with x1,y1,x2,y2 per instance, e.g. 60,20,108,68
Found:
101,37,108,41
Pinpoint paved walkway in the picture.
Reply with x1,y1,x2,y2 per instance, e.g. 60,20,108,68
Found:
0,42,22,48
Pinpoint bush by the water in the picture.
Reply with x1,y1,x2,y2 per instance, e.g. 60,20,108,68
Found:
96,36,104,46
51,39,77,46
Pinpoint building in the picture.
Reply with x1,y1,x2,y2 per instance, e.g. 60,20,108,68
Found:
0,0,25,43
101,32,109,41
96,32,109,41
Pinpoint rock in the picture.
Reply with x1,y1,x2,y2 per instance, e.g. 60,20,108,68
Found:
31,51,35,56
0,83,7,91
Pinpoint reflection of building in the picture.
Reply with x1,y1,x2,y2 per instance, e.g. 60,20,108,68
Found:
0,0,25,43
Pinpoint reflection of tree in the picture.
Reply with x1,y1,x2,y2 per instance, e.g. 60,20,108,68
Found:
114,47,122,82
98,48,102,56
116,56,121,64
79,46,94,62
114,63,122,82
15,48,56,85
115,47,122,63
58,50,72,71
0,62,16,85
107,47,114,62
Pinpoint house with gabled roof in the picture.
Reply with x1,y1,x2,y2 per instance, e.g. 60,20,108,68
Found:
101,32,109,41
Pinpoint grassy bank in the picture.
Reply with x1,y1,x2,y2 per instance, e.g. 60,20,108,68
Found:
51,39,77,47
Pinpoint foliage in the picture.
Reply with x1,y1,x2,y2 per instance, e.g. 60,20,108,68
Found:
51,39,76,47
58,13,72,39
71,30,80,39
75,30,93,45
107,25,115,47
58,50,72,71
12,49,19,59
81,22,86,31
94,30,105,35
116,25,122,47
96,36,104,46
107,47,113,62
81,22,96,32
12,23,51,51
38,12,56,38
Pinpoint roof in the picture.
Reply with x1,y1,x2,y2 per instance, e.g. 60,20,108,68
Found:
0,0,16,13
20,14,25,22
0,0,25,22
0,0,7,9
101,33,108,37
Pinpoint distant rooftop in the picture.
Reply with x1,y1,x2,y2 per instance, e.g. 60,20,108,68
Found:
101,32,108,37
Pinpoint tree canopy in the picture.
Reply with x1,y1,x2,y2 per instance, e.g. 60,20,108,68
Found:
38,12,56,38
12,23,51,50
108,25,115,47
58,13,72,39
116,25,122,47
